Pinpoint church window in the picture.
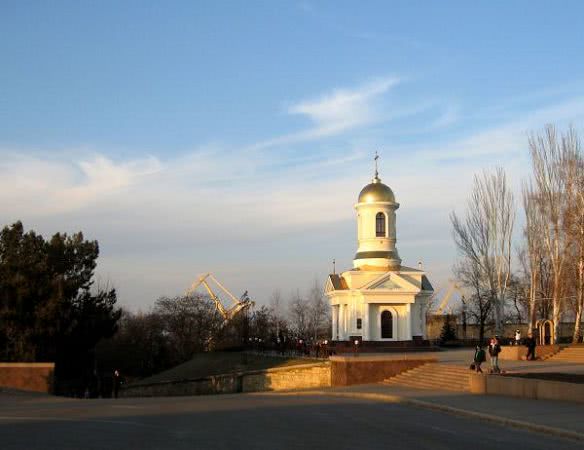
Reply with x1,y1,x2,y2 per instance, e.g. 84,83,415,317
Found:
356,318,362,329
381,310,393,339
376,212,386,237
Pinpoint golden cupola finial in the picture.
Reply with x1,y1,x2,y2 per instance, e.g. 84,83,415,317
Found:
373,150,380,182
357,151,395,203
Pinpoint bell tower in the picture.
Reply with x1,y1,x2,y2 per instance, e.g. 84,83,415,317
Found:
354,153,401,270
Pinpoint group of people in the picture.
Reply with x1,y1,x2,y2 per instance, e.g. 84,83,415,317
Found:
472,330,539,373
473,336,502,373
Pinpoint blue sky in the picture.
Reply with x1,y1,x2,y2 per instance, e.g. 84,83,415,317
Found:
2,1,584,310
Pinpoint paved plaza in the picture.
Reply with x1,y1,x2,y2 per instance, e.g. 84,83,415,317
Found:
1,388,582,450
2,348,584,449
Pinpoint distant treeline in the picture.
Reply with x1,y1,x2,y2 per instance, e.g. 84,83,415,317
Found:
0,220,331,396
96,286,332,383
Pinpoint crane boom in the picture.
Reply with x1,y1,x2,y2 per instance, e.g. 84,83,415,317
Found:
186,273,254,323
208,273,241,306
435,280,465,314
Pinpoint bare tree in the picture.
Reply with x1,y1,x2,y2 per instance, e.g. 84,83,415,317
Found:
522,182,544,334
528,125,580,343
451,167,515,334
269,289,283,316
288,289,309,338
564,142,584,342
268,289,285,337
574,182,584,343
506,274,526,324
307,279,330,341
154,294,222,360
453,260,492,343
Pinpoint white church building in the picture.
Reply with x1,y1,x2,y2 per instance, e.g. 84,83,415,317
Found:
325,161,434,343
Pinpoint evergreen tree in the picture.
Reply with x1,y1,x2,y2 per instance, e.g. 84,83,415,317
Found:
0,221,121,393
439,315,458,344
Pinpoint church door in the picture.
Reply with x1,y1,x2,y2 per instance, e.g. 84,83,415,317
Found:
544,321,552,345
381,310,393,339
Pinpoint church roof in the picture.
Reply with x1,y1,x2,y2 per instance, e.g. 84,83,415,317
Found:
399,265,423,273
328,274,348,290
421,275,434,291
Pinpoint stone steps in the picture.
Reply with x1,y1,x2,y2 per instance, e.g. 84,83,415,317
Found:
548,347,584,362
384,377,469,391
396,368,469,380
383,363,471,392
399,372,468,383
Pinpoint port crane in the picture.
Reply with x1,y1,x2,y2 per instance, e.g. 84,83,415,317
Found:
187,273,254,323
434,280,465,314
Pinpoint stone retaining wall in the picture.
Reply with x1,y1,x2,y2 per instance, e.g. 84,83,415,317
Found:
121,363,331,398
499,345,560,360
330,355,437,386
242,364,330,392
470,372,584,403
0,362,55,393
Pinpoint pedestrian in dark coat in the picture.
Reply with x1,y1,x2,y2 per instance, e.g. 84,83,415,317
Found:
473,346,486,373
525,333,537,360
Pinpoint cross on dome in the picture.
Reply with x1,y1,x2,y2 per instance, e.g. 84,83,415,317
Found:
358,151,395,203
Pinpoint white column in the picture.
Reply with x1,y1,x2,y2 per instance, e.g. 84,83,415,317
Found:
362,303,370,341
337,304,342,340
332,306,339,340
346,301,352,339
339,304,346,340
405,304,412,340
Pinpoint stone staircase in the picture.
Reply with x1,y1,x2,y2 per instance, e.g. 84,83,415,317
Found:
383,363,471,392
548,345,584,363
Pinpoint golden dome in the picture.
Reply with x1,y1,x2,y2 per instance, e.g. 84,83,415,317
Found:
358,176,395,203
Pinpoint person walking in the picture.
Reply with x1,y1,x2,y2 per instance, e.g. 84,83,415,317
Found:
488,337,501,373
473,345,486,373
514,329,521,346
525,333,537,360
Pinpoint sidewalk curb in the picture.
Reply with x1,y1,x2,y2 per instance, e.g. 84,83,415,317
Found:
271,390,584,442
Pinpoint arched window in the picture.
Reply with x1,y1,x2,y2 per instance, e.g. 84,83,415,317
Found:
376,212,386,237
381,310,393,339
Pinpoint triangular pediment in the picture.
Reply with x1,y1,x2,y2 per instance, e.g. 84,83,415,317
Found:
324,276,335,294
362,272,422,292
371,277,402,290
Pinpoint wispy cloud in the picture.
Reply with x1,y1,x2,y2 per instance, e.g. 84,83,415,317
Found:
414,96,584,163
431,105,459,129
288,77,399,132
0,153,162,216
249,77,399,150
78,155,162,190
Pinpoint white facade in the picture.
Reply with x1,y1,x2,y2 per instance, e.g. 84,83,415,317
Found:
325,168,433,342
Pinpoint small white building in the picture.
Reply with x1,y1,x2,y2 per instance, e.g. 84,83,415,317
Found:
325,163,433,343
